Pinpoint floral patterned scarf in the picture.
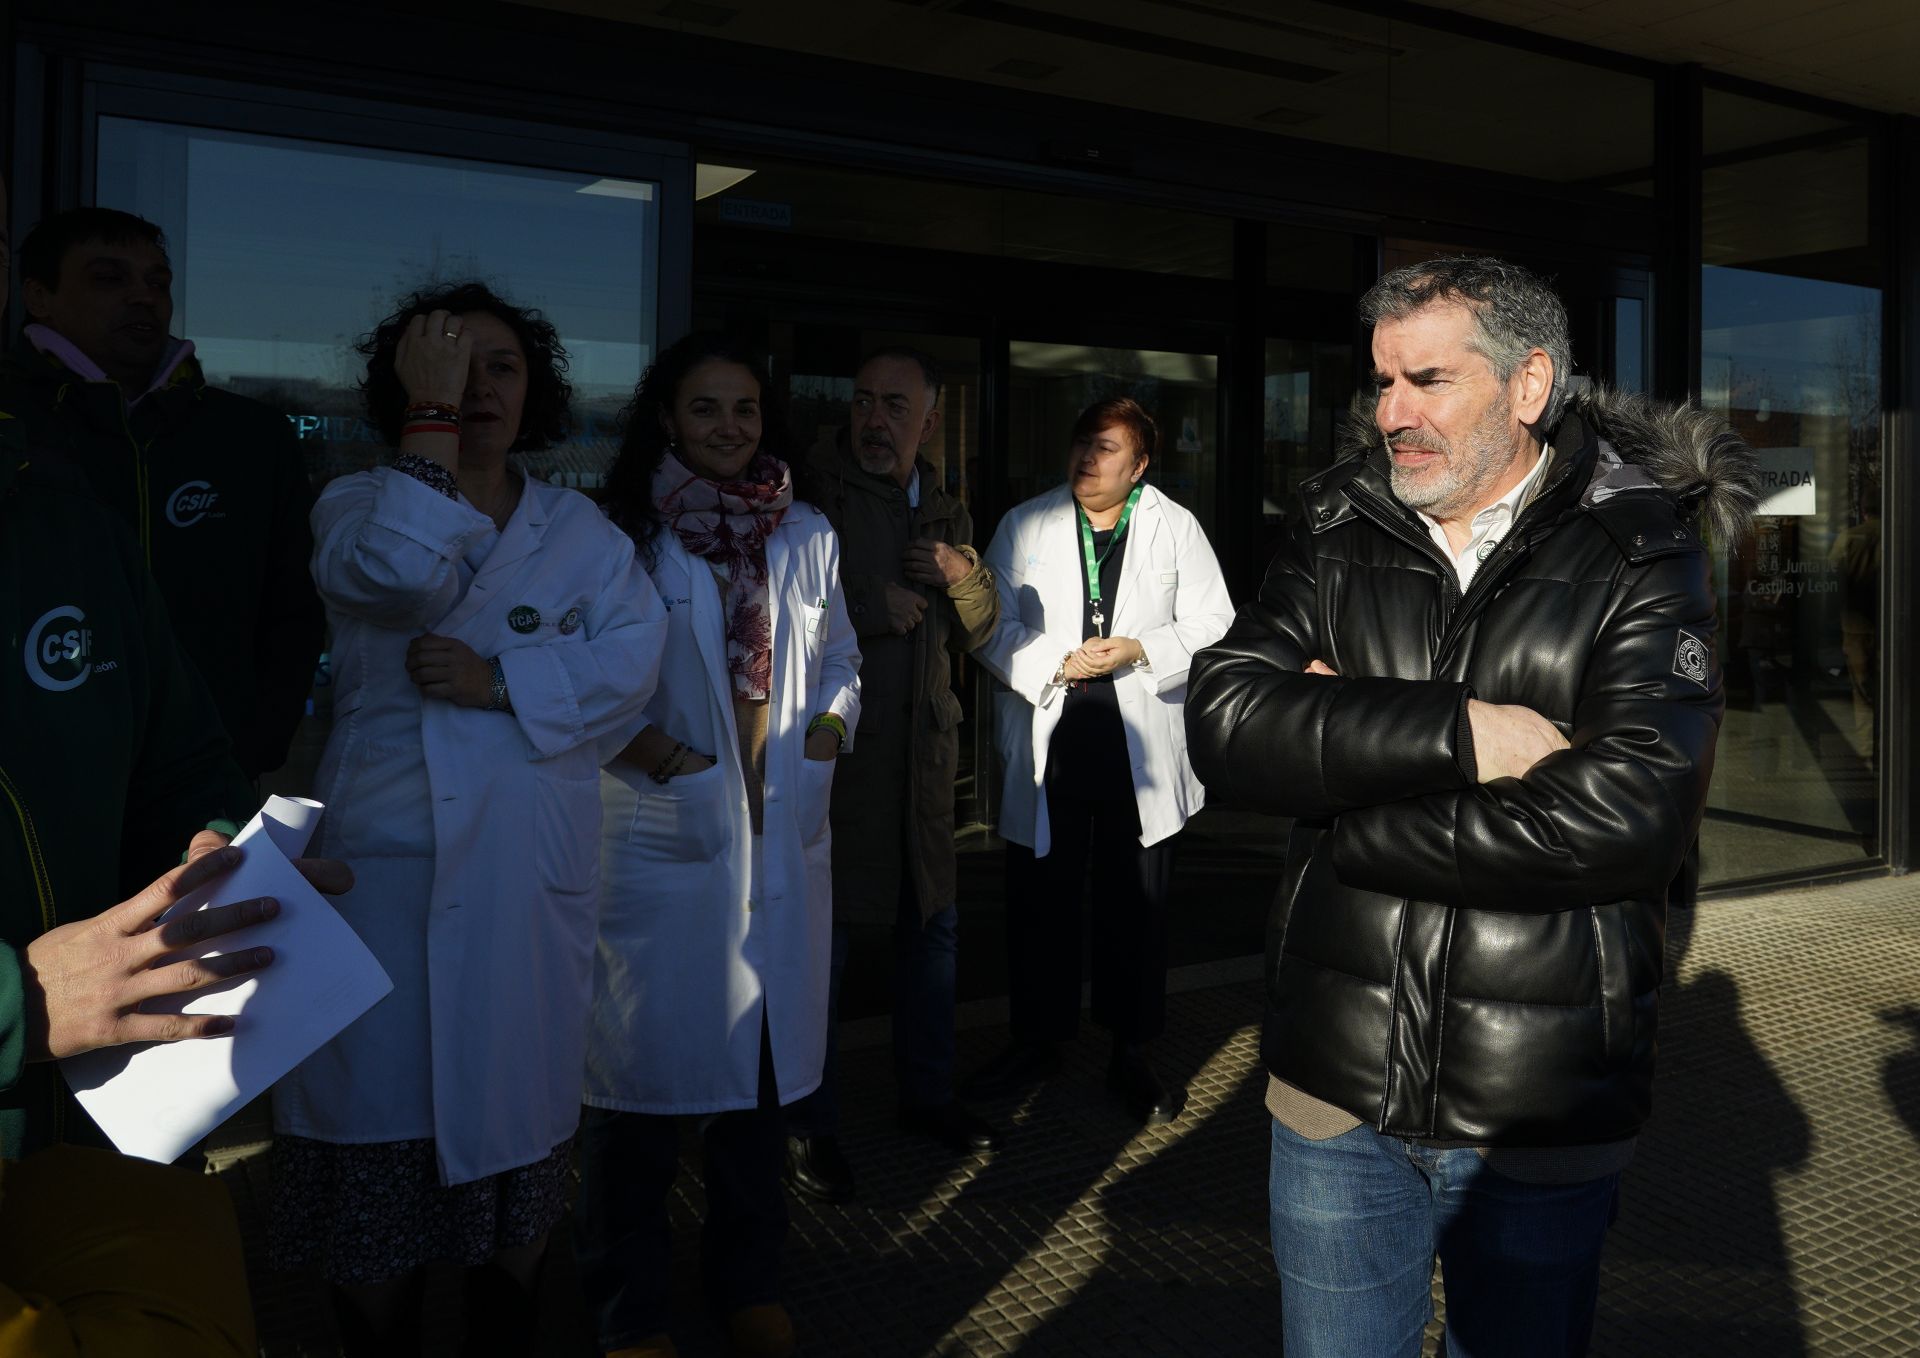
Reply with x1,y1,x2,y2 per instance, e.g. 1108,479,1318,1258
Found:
653,448,793,700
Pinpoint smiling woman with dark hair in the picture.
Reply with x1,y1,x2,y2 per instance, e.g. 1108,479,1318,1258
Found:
577,331,861,1358
269,281,667,1354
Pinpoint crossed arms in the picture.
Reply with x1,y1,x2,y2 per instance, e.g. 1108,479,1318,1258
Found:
1185,520,1722,911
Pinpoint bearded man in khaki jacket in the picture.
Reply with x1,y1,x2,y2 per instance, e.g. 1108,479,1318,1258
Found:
784,347,1001,1202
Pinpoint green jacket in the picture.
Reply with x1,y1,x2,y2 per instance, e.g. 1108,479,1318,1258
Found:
0,420,255,1158
0,340,324,779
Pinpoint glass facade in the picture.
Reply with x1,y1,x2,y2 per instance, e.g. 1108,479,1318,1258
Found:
95,119,661,492
1697,91,1884,883
21,9,1901,889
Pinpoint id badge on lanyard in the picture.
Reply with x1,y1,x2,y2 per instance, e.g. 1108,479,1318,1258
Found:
1079,484,1141,637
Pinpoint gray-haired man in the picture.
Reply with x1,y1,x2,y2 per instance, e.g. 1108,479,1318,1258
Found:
1188,256,1757,1356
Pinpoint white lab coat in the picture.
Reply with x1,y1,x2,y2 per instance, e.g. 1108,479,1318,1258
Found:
586,505,861,1115
977,483,1233,857
275,469,665,1186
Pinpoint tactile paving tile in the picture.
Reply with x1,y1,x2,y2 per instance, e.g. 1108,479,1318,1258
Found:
229,874,1920,1355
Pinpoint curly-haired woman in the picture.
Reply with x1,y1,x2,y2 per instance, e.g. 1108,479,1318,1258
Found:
270,283,667,1353
575,333,860,1358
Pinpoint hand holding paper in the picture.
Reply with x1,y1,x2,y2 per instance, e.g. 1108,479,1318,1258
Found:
61,796,393,1164
22,848,280,1061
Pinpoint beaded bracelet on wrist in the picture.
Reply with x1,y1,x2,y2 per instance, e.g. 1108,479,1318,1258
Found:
392,453,458,500
650,741,689,785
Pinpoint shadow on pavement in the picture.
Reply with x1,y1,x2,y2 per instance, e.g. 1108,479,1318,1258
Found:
1593,904,1812,1357
766,989,1272,1356
1877,1005,1920,1149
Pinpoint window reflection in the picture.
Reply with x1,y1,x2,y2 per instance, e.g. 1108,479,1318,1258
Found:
96,118,659,492
1613,297,1646,395
1698,92,1882,884
96,117,662,804
1262,337,1354,572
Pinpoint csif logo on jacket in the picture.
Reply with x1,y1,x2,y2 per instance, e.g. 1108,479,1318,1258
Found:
23,604,118,692
166,479,224,527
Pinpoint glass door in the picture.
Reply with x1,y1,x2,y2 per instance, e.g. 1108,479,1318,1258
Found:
1696,91,1884,884
1005,340,1221,539
751,318,994,831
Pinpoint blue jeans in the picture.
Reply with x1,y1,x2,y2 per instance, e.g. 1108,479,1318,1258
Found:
1267,1118,1618,1358
786,889,958,1138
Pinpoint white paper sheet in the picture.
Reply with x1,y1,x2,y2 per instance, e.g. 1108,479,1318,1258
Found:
61,796,392,1164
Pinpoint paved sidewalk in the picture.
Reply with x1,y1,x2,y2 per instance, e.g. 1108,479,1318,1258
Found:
223,873,1920,1355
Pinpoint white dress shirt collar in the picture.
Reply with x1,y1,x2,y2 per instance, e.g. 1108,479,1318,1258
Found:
1417,443,1553,591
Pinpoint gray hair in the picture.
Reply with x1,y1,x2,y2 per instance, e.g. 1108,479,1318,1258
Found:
1359,255,1573,429
857,345,942,403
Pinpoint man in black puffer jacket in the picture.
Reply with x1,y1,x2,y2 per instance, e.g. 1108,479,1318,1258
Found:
1187,256,1756,1358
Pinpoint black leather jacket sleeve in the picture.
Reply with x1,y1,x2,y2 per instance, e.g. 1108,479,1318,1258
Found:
1329,547,1723,911
1187,516,1475,817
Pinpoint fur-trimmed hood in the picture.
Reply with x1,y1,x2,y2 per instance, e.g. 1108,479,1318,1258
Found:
1337,385,1760,544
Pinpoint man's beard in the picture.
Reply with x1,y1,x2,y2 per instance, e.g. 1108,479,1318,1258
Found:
857,437,897,476
1387,392,1520,522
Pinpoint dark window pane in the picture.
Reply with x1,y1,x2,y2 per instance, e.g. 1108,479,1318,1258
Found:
696,156,1233,278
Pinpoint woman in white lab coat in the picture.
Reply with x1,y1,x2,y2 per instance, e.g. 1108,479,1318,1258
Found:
269,283,666,1355
966,398,1233,1128
577,333,860,1358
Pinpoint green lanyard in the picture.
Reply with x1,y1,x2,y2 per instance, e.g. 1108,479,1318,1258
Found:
1078,484,1141,636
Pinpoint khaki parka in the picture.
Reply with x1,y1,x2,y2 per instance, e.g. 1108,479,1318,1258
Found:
808,434,998,927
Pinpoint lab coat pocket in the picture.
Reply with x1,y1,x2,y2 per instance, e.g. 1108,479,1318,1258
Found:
1146,568,1180,625
628,760,731,863
533,766,604,894
801,604,827,655
797,752,837,846
328,735,431,859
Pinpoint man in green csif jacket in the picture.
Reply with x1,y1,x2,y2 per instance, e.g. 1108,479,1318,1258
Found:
0,176,352,1354
2,206,324,781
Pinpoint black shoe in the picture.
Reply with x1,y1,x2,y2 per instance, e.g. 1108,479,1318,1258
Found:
460,1259,538,1356
962,1041,1061,1099
331,1279,423,1358
783,1133,856,1203
899,1099,1003,1152
1108,1044,1187,1125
